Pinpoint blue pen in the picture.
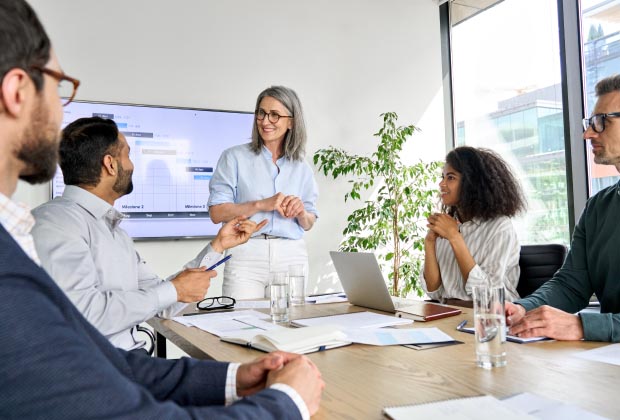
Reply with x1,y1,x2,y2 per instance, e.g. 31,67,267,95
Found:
456,320,467,331
206,255,232,271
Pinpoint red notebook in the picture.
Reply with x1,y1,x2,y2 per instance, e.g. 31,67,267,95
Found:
395,301,461,321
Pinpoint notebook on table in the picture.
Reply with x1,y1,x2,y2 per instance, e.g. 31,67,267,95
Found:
383,395,535,420
394,299,462,321
220,324,351,354
329,251,461,321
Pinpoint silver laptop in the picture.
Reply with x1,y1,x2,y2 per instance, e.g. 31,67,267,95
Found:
330,251,411,313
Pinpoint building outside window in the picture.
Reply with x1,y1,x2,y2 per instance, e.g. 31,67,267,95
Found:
582,0,620,195
449,0,570,245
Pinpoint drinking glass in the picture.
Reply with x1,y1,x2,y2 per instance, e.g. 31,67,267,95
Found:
472,285,507,368
288,264,306,306
269,272,290,323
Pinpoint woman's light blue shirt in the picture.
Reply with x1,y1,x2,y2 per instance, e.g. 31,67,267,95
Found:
208,143,319,240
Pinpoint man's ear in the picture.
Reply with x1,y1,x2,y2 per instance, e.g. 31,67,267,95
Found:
102,155,116,176
0,68,31,117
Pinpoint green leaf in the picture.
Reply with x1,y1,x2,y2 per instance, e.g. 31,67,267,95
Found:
313,113,441,297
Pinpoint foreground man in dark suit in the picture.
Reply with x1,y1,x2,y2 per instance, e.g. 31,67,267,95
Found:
0,1,323,418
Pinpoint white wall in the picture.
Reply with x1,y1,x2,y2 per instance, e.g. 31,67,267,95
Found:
20,0,446,295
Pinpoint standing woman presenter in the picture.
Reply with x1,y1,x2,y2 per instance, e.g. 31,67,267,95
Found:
208,86,318,299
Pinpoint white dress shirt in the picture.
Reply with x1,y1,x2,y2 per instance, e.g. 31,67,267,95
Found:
420,216,521,302
31,186,222,350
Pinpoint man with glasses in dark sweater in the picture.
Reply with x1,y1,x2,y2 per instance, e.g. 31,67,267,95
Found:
507,74,620,343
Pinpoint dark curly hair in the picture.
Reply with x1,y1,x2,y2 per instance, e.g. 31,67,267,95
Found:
442,146,526,221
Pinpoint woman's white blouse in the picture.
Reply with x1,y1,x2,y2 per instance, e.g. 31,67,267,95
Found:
420,216,521,302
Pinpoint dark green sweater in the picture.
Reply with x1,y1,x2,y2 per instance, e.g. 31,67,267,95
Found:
518,181,620,342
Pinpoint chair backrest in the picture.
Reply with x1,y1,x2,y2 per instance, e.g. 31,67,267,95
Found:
135,325,155,356
517,244,568,298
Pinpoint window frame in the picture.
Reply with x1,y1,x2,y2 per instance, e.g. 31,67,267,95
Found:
440,0,588,237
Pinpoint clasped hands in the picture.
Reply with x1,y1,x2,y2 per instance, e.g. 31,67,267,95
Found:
266,192,305,219
505,302,584,341
237,351,325,416
426,213,460,242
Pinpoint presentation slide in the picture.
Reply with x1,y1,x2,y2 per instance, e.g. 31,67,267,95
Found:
52,101,254,239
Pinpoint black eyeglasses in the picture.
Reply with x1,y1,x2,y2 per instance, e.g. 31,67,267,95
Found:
582,112,620,133
196,296,236,311
30,66,80,106
255,108,293,123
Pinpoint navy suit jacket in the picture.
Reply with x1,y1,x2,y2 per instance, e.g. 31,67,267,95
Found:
0,225,300,419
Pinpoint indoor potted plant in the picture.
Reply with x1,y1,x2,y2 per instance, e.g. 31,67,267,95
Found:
314,112,441,296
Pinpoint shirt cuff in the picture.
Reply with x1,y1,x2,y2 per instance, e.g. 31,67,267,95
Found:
579,312,614,342
225,363,241,405
514,298,537,312
269,383,310,420
153,281,178,310
199,245,223,268
464,264,488,295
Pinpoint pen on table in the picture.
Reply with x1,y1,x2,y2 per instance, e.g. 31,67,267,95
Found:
456,320,467,331
206,255,232,271
183,308,234,316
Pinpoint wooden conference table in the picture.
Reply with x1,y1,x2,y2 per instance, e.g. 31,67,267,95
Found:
148,302,619,419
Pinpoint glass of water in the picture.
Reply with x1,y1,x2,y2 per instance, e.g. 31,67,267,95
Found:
269,272,290,323
472,285,507,369
288,264,306,306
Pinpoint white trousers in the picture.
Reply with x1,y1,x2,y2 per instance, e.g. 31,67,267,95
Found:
222,238,308,299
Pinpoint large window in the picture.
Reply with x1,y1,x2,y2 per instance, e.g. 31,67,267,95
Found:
449,0,570,245
582,0,620,194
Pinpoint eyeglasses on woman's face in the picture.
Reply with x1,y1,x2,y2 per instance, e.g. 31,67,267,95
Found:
255,108,293,123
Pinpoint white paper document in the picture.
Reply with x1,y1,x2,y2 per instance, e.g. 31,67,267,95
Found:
502,392,609,420
383,395,535,420
345,327,455,346
234,300,271,309
172,310,273,336
384,393,607,420
574,343,620,366
292,311,413,329
306,294,348,304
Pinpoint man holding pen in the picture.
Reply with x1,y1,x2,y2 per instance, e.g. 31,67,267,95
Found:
32,116,267,351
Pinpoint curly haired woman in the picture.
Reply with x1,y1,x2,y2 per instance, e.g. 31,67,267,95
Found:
421,146,526,303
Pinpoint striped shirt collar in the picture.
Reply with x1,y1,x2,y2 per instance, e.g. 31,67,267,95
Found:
0,191,40,263
0,192,36,237
456,216,482,232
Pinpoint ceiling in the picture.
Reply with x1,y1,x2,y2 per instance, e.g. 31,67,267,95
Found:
449,0,503,26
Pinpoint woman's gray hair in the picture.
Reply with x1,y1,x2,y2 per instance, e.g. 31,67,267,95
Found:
595,74,620,96
250,86,307,161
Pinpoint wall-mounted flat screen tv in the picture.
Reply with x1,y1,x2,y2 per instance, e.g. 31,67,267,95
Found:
51,100,254,239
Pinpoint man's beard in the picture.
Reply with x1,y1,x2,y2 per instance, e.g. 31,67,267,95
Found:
17,99,60,184
113,163,134,196
594,154,608,164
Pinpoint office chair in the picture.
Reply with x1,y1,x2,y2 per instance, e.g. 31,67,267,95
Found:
135,325,156,356
517,244,568,298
